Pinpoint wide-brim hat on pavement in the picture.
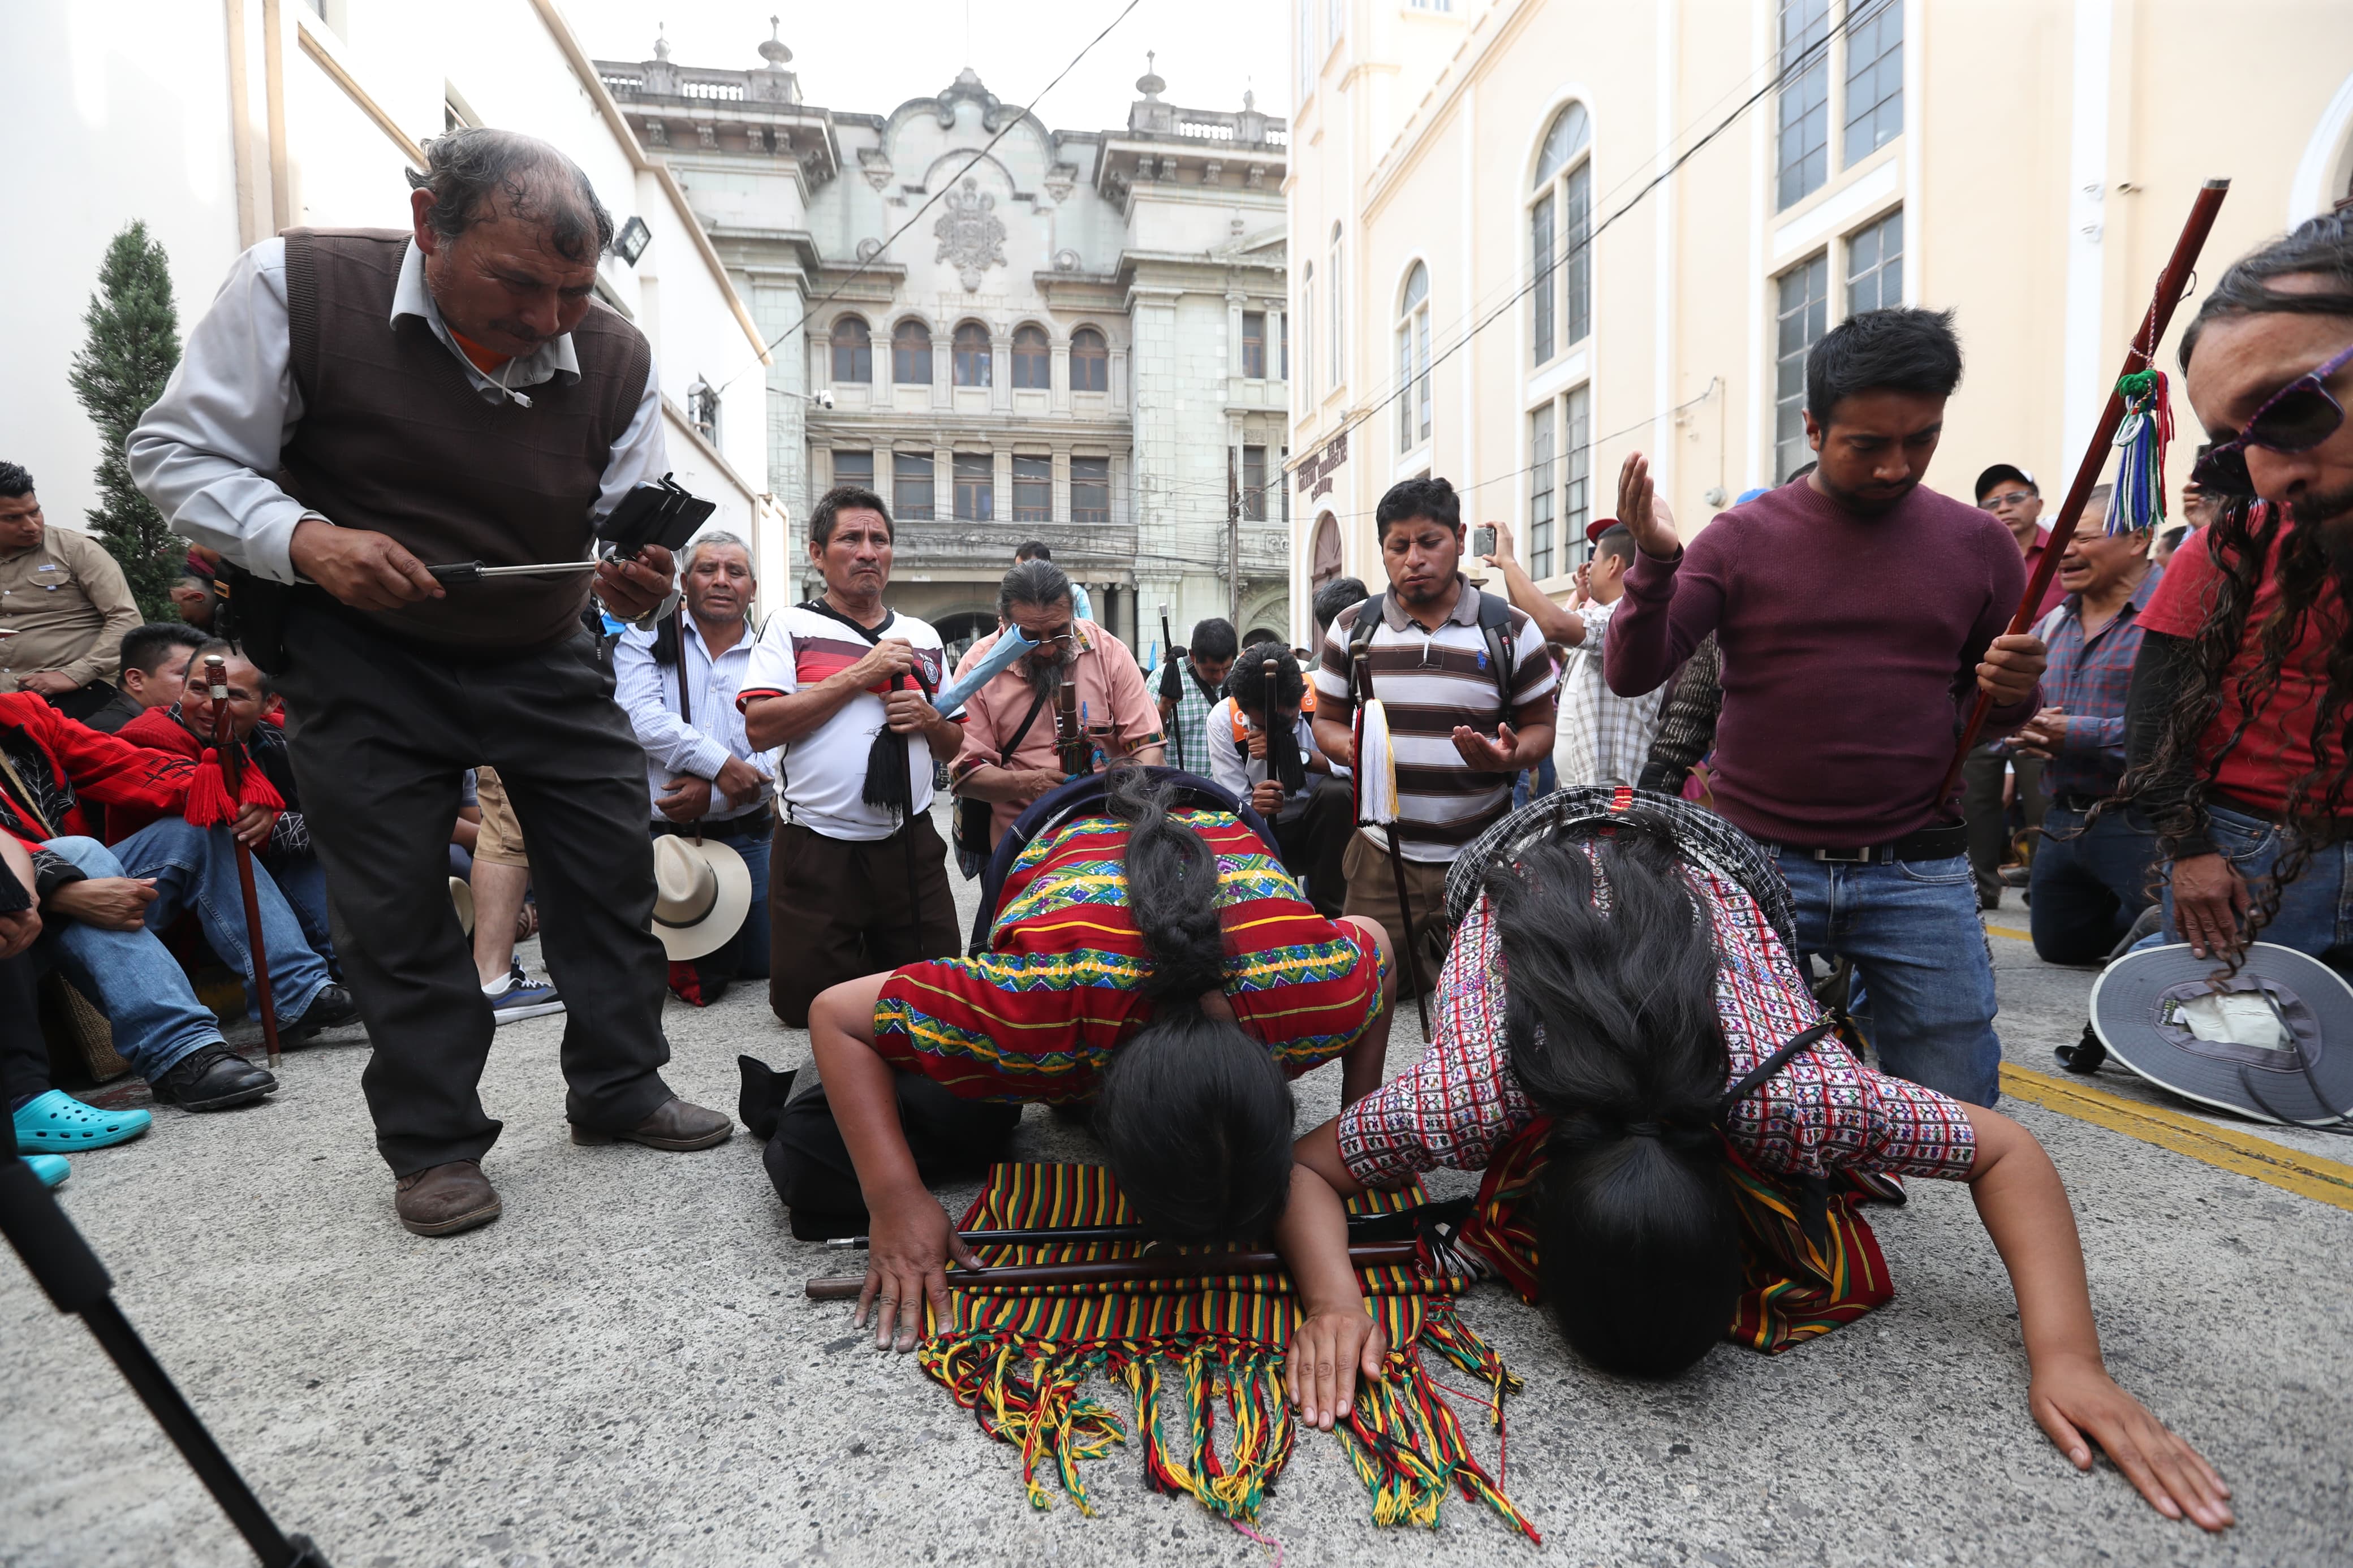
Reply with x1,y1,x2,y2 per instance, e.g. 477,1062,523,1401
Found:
650,835,752,961
2088,942,2353,1126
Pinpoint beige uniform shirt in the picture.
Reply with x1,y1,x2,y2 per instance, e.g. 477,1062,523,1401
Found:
0,525,141,690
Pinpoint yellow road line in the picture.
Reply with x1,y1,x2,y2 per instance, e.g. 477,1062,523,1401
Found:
2000,1063,2353,1215
1985,923,2033,941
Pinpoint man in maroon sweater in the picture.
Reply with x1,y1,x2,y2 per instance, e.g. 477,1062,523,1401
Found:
1605,308,2045,1105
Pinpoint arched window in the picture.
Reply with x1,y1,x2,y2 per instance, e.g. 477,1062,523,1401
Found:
1012,324,1051,389
830,316,872,384
1529,102,1592,366
1328,223,1344,386
1395,262,1430,453
1070,327,1109,394
953,321,992,387
893,320,933,385
1299,262,1315,400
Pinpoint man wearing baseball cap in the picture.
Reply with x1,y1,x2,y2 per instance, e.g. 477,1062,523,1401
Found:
1478,515,1664,787
1963,462,2063,908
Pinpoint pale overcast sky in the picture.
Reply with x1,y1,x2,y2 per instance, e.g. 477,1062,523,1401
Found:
563,0,1290,130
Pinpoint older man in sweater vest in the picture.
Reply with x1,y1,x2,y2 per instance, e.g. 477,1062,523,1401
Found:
129,129,731,1237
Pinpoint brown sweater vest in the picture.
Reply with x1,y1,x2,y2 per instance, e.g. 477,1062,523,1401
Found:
279,228,652,649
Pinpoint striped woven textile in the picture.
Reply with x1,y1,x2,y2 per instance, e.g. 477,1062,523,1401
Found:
875,808,1385,1103
1458,1116,1896,1355
915,1161,1540,1540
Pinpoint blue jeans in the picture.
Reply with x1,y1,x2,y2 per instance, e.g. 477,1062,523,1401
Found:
2029,805,2162,965
2152,802,2353,970
1766,848,2003,1106
263,847,338,972
60,820,334,1024
1512,756,1558,810
31,841,235,1084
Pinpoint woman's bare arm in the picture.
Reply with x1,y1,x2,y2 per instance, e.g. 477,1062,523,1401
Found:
1963,1105,2232,1530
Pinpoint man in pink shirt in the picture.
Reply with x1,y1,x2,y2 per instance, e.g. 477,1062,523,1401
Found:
950,559,1166,848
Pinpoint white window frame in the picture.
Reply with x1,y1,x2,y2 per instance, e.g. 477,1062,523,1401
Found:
1395,261,1431,457
1528,100,1593,370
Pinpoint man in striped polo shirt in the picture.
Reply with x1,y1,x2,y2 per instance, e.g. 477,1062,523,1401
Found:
1312,477,1558,995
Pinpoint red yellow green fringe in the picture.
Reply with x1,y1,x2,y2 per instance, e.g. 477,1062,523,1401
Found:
908,1163,1539,1540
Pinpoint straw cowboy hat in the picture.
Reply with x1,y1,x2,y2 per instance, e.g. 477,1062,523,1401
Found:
650,835,752,961
2089,941,2353,1129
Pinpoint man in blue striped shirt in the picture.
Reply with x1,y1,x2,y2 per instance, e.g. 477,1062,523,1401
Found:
2007,487,2163,964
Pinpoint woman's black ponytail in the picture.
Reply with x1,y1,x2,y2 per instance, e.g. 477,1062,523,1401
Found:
1093,767,1296,1242
1484,818,1741,1379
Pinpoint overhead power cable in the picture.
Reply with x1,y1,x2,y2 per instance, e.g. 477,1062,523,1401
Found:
1289,0,1871,476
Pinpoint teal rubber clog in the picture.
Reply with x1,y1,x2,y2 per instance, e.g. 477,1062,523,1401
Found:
21,1154,70,1189
12,1090,152,1151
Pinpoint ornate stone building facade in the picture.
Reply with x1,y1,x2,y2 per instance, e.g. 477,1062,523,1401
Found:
597,32,1293,659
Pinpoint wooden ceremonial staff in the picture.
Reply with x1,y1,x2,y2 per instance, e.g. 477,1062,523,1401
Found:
1935,178,2231,809
1352,643,1433,1035
804,1239,1420,1301
203,656,283,1066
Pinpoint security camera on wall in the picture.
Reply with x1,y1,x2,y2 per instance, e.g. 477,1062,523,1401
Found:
816,388,835,410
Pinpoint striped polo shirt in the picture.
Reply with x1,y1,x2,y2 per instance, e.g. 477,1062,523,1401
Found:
1313,579,1558,862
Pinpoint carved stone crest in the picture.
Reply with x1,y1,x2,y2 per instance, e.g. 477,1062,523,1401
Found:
933,178,1007,292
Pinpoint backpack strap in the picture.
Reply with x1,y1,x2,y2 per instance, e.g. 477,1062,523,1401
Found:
1473,586,1519,715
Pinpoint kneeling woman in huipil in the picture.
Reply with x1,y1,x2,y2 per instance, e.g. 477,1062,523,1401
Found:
778,766,1394,1351
1278,793,2231,1532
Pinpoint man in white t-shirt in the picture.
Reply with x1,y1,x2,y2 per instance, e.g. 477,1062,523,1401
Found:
739,487,964,1027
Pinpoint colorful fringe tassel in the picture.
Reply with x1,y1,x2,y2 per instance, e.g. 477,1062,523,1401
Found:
2109,369,2173,534
182,745,283,829
905,1162,1539,1541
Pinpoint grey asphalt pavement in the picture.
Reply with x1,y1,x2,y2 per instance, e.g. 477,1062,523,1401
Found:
5,826,2349,1567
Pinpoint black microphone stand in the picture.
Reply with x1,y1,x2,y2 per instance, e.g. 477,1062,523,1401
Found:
0,1120,333,1566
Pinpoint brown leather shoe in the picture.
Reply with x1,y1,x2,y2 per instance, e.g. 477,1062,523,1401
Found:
394,1160,502,1237
570,1097,733,1151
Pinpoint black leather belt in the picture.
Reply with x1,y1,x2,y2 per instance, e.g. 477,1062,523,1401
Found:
1774,821,1968,865
653,805,773,840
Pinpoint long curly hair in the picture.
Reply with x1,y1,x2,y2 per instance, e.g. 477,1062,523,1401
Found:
2107,214,2353,964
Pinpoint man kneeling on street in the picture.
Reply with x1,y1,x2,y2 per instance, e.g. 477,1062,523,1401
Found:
1206,647,1352,915
0,688,352,1114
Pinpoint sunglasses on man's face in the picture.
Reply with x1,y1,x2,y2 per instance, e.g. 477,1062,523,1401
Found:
2191,340,2353,498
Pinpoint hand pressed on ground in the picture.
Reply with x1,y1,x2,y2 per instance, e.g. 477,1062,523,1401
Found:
2031,1355,2234,1531
856,1185,981,1355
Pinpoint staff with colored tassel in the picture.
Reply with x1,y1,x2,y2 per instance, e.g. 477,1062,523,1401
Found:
1935,178,2230,808
1351,645,1433,1037
186,654,286,1066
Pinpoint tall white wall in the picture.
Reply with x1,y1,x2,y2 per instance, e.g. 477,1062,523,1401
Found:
0,3,245,538
0,0,773,559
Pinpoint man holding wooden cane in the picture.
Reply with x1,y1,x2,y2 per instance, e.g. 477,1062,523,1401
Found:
1312,478,1558,1007
1606,309,2045,1106
127,128,732,1237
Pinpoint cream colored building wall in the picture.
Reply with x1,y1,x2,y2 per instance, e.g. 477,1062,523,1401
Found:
1290,0,2353,640
1,0,774,580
